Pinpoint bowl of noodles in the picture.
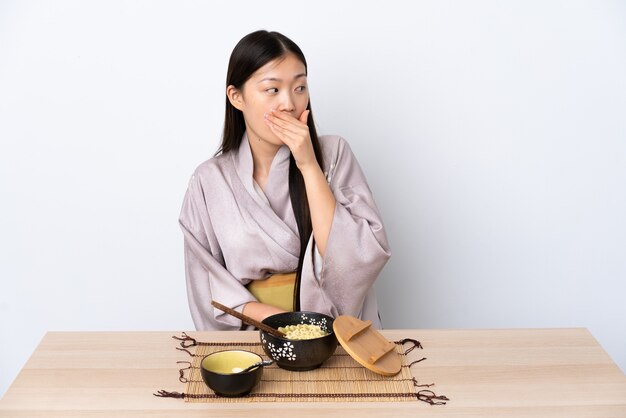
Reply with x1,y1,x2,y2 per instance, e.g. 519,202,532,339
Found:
260,311,338,371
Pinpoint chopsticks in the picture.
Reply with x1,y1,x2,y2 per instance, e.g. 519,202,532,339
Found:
211,300,286,338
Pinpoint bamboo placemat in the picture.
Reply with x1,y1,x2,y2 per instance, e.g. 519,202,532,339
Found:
155,333,449,404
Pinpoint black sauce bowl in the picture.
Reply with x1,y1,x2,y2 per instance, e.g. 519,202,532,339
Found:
200,350,263,397
260,311,338,371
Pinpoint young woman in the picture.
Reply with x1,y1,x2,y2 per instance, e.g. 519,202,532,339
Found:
179,30,390,331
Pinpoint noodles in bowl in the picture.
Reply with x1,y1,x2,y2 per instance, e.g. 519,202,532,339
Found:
277,324,329,340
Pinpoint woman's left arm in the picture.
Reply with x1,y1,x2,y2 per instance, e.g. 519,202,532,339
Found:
302,135,391,321
267,109,390,319
264,109,336,256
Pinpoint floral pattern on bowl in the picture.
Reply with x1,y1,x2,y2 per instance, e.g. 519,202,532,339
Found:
261,336,297,361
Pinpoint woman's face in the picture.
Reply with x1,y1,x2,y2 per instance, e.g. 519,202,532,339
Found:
228,53,309,147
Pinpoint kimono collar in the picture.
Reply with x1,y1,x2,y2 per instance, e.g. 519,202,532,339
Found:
234,132,292,206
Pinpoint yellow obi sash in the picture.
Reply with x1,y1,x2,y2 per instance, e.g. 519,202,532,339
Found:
246,272,296,312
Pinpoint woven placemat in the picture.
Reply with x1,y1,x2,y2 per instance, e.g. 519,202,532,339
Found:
155,333,449,404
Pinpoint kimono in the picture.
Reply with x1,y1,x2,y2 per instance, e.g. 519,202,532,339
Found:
179,133,391,330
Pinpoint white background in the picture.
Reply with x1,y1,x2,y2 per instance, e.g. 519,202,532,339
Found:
1,0,625,397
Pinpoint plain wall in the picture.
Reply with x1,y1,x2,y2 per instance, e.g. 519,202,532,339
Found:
1,0,625,397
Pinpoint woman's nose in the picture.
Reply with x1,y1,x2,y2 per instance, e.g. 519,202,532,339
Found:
277,92,295,113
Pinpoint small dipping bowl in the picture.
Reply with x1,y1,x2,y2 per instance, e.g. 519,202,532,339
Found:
260,311,338,371
200,350,264,397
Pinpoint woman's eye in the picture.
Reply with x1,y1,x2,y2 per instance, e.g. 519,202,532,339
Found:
295,85,307,92
266,88,278,94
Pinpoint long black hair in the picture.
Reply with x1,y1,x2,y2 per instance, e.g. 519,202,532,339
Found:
216,30,323,311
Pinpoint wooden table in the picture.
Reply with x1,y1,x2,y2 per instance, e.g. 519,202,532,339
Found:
1,329,625,417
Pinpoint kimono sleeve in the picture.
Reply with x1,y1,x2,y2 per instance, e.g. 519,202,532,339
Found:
301,137,391,321
179,172,256,330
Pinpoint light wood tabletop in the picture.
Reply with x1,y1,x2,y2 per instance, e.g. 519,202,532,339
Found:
1,329,625,417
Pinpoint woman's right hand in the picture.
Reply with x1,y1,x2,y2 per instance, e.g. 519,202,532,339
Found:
242,302,287,324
